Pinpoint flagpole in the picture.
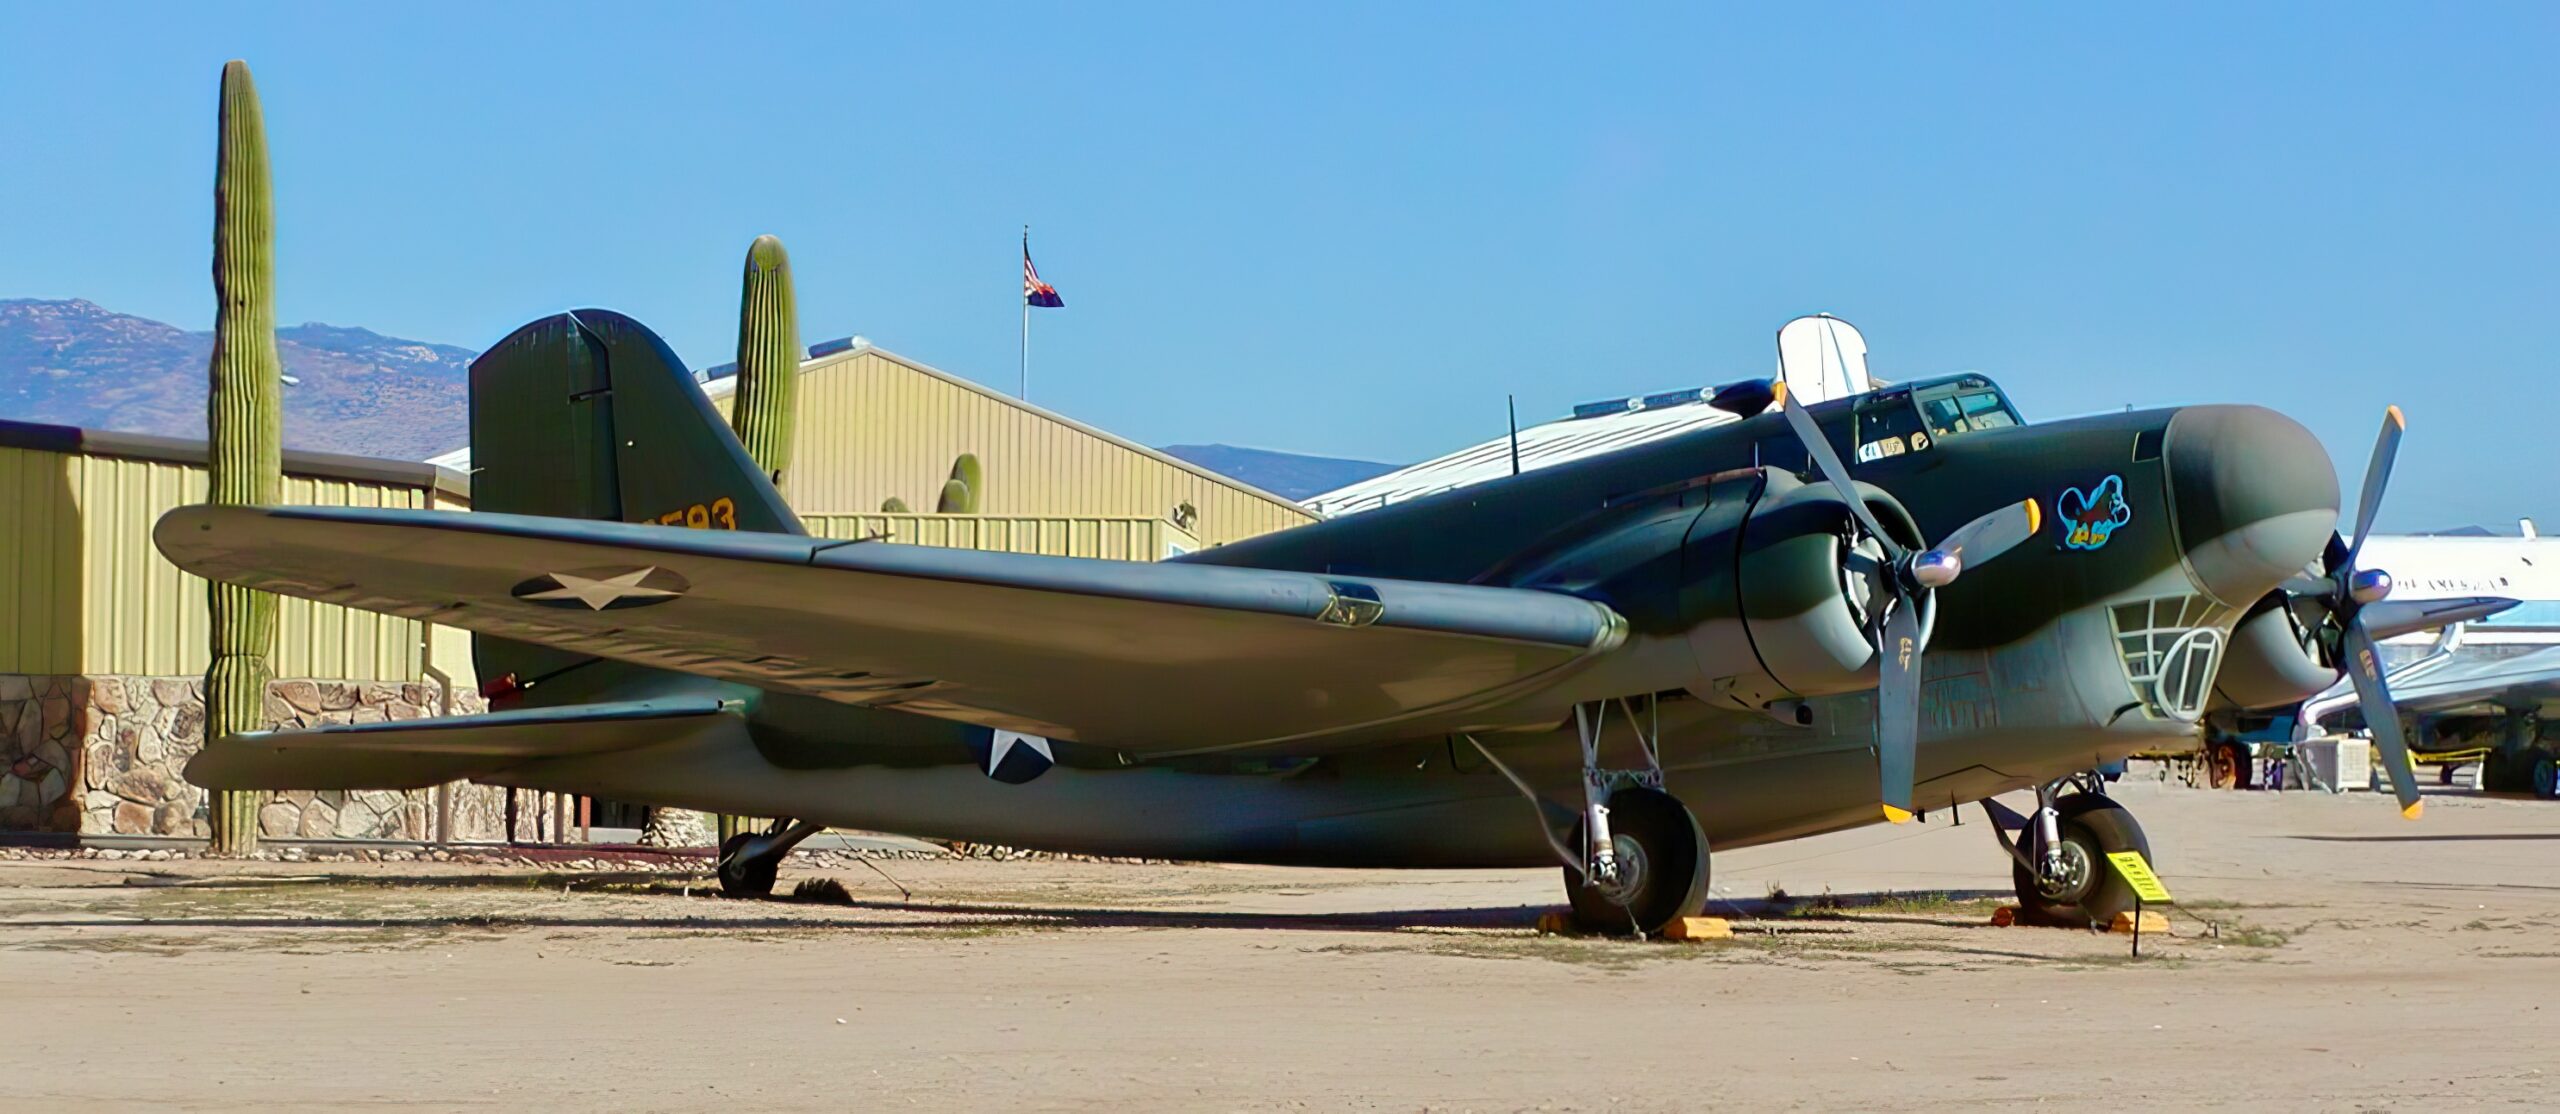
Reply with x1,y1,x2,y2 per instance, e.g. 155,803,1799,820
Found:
1019,225,1030,400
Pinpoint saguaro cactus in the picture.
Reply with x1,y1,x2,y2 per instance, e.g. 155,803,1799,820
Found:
714,234,802,844
203,59,282,855
937,453,983,514
730,234,800,490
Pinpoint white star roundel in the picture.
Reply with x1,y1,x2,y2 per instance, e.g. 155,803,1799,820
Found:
968,727,1055,784
509,566,691,610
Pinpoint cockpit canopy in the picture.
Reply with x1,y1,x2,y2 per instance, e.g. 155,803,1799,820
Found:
1847,375,2022,464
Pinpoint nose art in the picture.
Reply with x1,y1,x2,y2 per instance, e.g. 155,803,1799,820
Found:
2162,405,2341,607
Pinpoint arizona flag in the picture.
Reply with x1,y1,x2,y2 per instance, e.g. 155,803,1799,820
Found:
1023,239,1064,308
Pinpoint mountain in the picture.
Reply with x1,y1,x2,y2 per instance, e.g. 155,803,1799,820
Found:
0,298,471,460
1161,444,1397,501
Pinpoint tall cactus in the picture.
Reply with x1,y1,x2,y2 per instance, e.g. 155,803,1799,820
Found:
714,234,802,845
937,453,983,514
203,59,282,855
730,234,800,490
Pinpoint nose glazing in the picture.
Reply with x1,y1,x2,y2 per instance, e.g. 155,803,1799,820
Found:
2161,405,2341,607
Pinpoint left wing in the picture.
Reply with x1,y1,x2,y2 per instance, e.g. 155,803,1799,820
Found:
157,505,1624,755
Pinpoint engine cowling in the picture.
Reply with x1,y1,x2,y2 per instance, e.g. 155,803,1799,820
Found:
2211,590,2339,710
1495,467,1929,712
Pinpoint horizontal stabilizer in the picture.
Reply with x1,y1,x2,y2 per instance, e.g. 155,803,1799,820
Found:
185,697,741,790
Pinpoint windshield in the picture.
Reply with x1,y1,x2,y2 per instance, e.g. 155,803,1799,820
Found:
1915,377,2019,439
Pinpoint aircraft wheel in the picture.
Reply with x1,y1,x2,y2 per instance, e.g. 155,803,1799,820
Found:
2488,747,2529,793
2439,763,2458,787
2205,742,2247,790
2011,794,2149,929
1563,787,1709,936
2533,753,2559,801
716,833,778,899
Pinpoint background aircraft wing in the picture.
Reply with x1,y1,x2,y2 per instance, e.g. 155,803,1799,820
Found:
2385,645,2560,717
158,505,1625,755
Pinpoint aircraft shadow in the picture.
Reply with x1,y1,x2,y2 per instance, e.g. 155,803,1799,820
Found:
2287,833,2560,843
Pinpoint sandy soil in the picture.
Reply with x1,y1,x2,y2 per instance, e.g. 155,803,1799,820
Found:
4,773,2556,1111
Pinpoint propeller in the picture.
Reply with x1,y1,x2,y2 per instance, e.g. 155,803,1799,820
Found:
2283,407,2425,819
1777,383,2041,823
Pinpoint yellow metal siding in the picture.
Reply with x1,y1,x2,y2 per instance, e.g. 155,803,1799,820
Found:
801,513,1196,561
716,349,1314,547
0,443,456,682
0,446,83,674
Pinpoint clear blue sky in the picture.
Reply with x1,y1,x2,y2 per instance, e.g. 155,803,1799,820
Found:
2,3,2550,530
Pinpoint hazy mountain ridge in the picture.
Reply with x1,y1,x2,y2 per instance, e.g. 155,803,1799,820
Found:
0,298,472,459
2,299,1401,502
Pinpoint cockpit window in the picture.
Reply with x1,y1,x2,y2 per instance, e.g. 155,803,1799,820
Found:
1914,379,2020,440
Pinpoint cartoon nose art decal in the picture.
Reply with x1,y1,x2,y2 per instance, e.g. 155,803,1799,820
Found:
2056,475,2134,551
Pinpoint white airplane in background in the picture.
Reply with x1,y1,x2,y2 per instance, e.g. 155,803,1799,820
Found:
2288,520,2560,797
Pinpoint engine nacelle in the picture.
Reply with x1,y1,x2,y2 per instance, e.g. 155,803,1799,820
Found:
2211,590,2338,711
1495,467,1928,713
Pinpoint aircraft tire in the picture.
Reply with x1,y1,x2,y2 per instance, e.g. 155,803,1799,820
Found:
2481,749,2525,794
1562,787,1710,937
2533,753,2559,801
716,833,779,899
2011,794,2148,929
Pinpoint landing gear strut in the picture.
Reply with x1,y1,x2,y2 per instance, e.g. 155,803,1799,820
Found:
716,817,825,899
1985,777,2151,928
1471,695,1709,937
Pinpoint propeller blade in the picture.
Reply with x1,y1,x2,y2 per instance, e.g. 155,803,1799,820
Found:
1933,498,2044,571
1780,389,1901,558
1876,598,1923,823
2345,406,2404,571
2359,596,2520,642
2340,620,2423,819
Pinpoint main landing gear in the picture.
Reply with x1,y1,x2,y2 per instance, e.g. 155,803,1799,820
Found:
716,817,826,898
1984,774,2151,928
1471,694,1710,937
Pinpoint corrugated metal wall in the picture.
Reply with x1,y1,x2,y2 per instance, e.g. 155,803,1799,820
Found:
711,348,1315,547
802,513,1197,561
0,444,467,682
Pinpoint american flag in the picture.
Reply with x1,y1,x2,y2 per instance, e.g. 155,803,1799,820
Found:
1023,241,1064,309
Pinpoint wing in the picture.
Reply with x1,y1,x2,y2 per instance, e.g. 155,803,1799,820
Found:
2385,645,2560,717
157,505,1625,755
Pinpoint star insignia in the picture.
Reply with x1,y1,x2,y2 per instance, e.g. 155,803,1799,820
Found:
510,566,690,610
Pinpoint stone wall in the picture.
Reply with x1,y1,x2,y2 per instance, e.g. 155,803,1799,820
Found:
0,673,513,841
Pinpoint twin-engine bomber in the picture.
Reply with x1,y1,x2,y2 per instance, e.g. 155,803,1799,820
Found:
156,311,2489,935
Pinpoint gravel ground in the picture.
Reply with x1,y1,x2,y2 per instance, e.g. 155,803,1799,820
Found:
2,773,2555,1111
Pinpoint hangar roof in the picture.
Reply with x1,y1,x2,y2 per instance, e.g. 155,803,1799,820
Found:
0,417,470,500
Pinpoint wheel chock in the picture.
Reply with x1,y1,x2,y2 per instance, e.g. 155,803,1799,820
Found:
1990,905,2019,927
2108,910,2172,936
1535,910,1577,936
1663,916,1731,942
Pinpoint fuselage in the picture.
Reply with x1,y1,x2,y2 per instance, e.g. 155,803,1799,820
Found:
498,379,2343,867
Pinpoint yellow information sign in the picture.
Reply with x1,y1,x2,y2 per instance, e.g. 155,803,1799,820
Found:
2106,851,2173,904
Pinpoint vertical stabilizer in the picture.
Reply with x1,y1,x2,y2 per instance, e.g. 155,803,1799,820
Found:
467,309,803,689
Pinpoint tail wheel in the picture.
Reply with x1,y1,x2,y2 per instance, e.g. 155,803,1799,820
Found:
2204,742,2247,790
716,833,779,899
1563,787,1709,936
2011,794,2149,928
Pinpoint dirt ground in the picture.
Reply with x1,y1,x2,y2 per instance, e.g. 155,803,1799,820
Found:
4,771,2556,1112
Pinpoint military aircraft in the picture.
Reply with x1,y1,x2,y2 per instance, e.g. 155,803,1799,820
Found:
157,310,2439,935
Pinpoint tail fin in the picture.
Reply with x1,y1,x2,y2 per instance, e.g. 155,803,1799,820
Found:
468,309,801,690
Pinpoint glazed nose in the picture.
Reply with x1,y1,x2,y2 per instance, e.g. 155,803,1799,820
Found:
2162,405,2341,607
